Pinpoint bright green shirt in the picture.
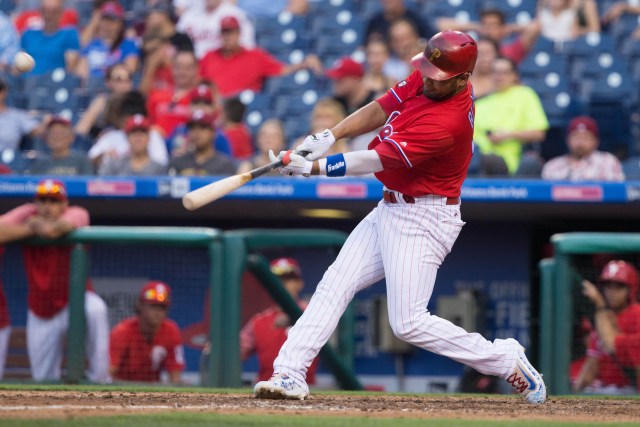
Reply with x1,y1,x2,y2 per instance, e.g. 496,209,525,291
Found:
473,85,549,173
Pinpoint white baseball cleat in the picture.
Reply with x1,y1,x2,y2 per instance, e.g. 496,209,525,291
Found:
254,373,309,400
506,347,547,404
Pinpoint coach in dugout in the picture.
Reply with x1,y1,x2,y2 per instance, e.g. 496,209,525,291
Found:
109,281,185,383
0,179,110,382
574,260,640,394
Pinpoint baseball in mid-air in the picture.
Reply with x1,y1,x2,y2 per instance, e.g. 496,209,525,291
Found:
13,52,35,73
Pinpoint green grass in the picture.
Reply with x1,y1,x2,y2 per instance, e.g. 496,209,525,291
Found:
1,414,639,427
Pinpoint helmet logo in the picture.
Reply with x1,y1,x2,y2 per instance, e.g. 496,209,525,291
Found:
429,48,442,63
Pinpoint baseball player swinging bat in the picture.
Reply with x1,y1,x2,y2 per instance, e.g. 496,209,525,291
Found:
182,150,310,210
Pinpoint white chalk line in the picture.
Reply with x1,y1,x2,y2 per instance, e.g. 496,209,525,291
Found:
0,403,340,412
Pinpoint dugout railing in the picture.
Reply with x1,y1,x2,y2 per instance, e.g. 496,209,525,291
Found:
539,232,640,395
8,227,360,389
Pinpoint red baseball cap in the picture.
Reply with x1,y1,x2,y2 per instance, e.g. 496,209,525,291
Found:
190,84,213,104
124,114,150,133
568,116,599,138
187,109,216,128
35,179,68,201
47,115,72,128
100,1,125,19
139,281,171,306
270,257,302,278
220,16,240,31
326,57,364,80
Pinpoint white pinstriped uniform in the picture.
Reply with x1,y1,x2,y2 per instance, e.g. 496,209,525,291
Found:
0,326,9,379
273,193,520,386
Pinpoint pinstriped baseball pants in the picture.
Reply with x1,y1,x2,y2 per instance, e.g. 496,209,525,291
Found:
274,195,520,385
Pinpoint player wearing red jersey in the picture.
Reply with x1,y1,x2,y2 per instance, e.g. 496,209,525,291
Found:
255,30,546,404
575,261,640,393
240,258,319,384
110,281,185,383
0,180,110,382
0,247,9,380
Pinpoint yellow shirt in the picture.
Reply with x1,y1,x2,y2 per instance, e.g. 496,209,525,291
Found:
473,85,549,173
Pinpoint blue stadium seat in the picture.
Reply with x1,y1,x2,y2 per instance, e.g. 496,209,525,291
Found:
482,0,537,23
315,29,362,59
310,8,363,38
266,70,320,96
258,27,311,55
562,33,617,58
0,0,15,15
27,86,79,122
622,156,640,179
570,52,628,81
255,12,307,37
519,51,568,80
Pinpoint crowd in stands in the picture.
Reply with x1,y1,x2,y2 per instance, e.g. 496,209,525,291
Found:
0,0,640,181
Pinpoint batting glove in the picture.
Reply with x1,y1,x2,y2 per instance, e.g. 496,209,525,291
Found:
296,129,336,161
269,150,313,177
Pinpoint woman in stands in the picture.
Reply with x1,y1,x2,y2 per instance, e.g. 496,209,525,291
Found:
237,119,286,176
76,1,140,80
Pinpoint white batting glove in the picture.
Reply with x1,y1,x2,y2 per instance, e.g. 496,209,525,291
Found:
269,150,313,177
296,129,336,161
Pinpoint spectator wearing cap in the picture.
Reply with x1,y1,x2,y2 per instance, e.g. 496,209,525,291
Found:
109,281,185,383
76,1,140,80
88,90,169,170
176,0,256,59
138,2,195,94
168,110,237,176
326,57,378,116
240,257,319,384
99,114,167,176
20,0,81,75
28,116,94,175
237,0,308,19
0,179,110,382
542,116,624,181
165,83,235,158
575,260,640,394
147,50,202,137
0,76,41,153
199,15,322,97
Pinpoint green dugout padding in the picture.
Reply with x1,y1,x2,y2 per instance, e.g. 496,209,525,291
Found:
25,227,224,385
222,229,362,390
540,232,640,395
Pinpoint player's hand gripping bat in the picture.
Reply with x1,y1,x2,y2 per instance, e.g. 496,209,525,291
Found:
182,150,310,211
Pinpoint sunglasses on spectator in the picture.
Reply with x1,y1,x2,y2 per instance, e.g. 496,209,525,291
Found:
110,72,131,81
35,196,63,204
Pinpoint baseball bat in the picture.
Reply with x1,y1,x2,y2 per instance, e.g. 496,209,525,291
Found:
182,150,309,211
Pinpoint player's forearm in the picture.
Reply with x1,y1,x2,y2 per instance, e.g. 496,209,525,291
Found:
511,129,546,144
310,150,383,176
574,356,598,391
0,223,34,244
330,102,387,141
594,309,620,353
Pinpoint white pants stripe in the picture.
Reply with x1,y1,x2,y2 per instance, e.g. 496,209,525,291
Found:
27,291,110,382
274,196,520,385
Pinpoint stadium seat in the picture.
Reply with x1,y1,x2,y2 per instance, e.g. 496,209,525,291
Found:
315,30,362,59
570,52,627,82
255,12,307,38
482,0,537,23
622,156,640,179
562,33,617,58
266,70,320,96
519,51,568,80
258,27,311,55
0,0,14,15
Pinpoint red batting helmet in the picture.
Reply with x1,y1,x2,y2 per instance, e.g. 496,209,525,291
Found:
411,30,478,81
598,260,639,302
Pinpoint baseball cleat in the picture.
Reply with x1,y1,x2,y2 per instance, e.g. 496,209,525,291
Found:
254,373,309,400
506,347,547,404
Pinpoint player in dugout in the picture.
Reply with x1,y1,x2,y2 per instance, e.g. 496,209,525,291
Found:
0,179,110,382
109,280,185,383
256,30,546,404
240,258,319,384
574,260,640,394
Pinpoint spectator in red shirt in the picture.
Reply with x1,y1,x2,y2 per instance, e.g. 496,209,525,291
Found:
0,179,110,382
240,258,319,384
220,97,253,159
14,1,79,33
199,16,321,97
109,280,185,383
574,260,640,394
147,50,201,137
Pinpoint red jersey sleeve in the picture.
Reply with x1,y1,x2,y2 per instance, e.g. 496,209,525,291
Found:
61,206,89,228
373,121,454,170
0,204,37,225
376,70,423,115
239,316,256,360
256,49,285,77
164,320,186,372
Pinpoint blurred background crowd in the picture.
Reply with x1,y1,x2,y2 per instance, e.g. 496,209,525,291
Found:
0,0,639,181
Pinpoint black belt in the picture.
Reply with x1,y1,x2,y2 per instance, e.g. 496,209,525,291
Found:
383,190,459,205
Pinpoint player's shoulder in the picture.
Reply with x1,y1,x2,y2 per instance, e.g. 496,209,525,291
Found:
161,318,182,333
112,316,138,333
